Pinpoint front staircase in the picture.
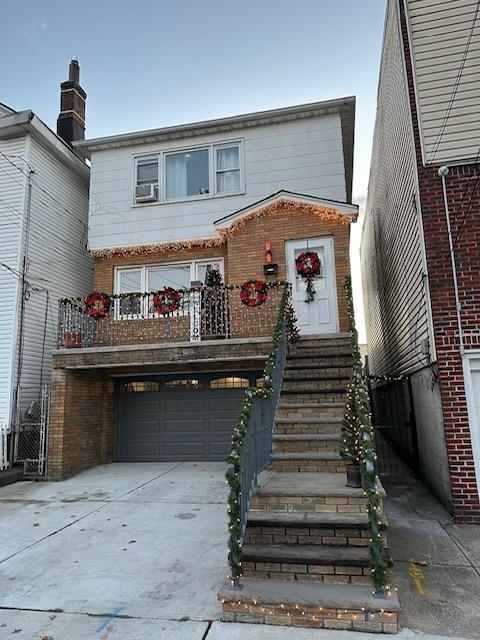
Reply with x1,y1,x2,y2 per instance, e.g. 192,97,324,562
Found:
218,334,400,633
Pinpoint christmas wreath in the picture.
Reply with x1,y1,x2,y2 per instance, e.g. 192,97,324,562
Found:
153,287,182,315
240,280,268,308
85,291,110,318
295,251,321,302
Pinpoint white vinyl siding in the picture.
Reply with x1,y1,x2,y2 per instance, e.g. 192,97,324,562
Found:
362,0,432,377
14,135,91,395
406,0,480,164
0,138,26,424
88,114,346,250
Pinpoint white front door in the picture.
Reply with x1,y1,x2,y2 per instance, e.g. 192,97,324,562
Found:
286,237,339,335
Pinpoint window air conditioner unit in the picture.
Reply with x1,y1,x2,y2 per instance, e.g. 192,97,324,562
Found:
135,184,158,203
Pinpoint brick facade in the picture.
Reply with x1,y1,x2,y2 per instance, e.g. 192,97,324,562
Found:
93,203,352,333
400,0,480,522
49,204,352,480
48,369,114,480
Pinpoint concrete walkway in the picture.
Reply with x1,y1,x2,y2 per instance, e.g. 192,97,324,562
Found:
0,462,478,639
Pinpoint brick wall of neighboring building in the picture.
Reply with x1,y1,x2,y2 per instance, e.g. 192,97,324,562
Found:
400,0,480,522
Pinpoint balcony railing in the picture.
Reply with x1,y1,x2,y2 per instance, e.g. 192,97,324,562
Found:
58,283,286,348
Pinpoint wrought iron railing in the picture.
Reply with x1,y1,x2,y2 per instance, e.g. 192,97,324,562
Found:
58,283,287,348
225,282,293,585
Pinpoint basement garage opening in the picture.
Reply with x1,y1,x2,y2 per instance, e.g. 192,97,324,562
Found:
114,371,262,462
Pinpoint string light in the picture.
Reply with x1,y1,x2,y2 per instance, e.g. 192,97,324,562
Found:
92,199,353,261
339,275,391,594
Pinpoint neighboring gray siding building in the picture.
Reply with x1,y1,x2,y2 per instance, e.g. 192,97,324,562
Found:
0,63,91,460
362,0,480,522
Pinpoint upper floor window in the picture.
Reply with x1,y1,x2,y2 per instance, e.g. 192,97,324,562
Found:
216,145,240,193
135,157,159,202
134,141,242,204
166,148,209,199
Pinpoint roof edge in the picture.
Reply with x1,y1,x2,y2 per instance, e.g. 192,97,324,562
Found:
75,96,356,152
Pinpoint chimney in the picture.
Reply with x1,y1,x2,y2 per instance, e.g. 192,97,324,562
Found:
56,59,86,145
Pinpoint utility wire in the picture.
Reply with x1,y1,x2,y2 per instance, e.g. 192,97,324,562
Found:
0,151,87,227
428,1,480,164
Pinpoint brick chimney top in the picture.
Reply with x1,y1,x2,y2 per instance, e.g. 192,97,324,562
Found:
69,59,80,83
57,59,86,146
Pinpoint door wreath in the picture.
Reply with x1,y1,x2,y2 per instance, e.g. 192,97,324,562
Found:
295,251,321,302
85,291,110,318
153,287,182,315
240,280,268,308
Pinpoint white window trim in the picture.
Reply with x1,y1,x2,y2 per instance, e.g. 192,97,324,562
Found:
132,141,244,206
114,259,225,319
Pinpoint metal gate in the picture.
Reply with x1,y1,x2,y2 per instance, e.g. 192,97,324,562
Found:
0,422,10,471
12,385,50,476
368,377,419,476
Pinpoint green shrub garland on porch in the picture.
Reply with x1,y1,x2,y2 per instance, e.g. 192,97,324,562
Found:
341,275,390,594
225,282,298,584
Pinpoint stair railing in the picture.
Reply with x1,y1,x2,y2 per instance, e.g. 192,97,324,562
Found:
225,283,298,586
342,275,389,595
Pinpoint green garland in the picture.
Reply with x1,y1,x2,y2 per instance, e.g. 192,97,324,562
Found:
225,282,297,584
342,275,389,593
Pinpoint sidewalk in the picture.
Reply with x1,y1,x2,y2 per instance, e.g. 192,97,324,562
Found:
382,472,480,639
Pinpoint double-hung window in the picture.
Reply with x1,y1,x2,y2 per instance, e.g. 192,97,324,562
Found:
215,145,240,193
115,260,223,318
134,142,242,204
135,157,159,202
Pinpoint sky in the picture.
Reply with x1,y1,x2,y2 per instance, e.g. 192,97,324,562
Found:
0,0,387,338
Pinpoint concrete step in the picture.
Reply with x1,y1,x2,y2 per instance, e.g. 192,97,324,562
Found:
270,452,345,473
0,467,24,488
285,357,353,369
244,510,388,547
250,471,382,513
274,417,342,435
283,369,351,381
282,380,348,392
277,401,345,419
280,390,347,404
288,346,353,359
218,577,400,632
272,433,341,453
241,543,380,583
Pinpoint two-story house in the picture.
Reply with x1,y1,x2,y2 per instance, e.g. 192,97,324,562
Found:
0,61,91,473
50,97,406,632
48,97,358,480
362,0,480,522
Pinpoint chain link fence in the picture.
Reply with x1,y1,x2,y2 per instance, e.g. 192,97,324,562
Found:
12,385,50,476
0,422,10,471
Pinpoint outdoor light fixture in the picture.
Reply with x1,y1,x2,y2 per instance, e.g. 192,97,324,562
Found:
263,242,278,276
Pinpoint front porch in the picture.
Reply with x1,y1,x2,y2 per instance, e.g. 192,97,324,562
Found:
58,283,285,349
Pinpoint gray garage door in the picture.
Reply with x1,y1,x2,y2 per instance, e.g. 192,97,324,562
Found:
115,372,261,462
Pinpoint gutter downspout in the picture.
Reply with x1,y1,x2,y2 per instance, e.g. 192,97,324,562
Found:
438,165,464,355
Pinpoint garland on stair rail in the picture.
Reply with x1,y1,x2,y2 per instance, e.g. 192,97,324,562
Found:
225,282,299,585
341,275,390,595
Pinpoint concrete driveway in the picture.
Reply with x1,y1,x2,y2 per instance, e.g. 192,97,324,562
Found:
0,462,228,638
